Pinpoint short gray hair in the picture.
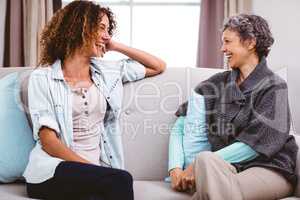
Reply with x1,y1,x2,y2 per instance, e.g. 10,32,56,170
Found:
223,14,274,59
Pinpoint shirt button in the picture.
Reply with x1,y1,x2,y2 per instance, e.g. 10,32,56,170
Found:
84,102,88,106
107,96,110,100
110,156,113,159
104,141,106,143
85,111,88,115
82,95,86,99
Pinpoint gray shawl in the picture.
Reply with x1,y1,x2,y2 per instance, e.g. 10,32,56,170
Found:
176,57,298,185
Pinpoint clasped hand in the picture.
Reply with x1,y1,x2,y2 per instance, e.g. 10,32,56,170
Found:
170,164,195,192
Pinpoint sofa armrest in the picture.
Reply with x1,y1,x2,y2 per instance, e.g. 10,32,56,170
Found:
293,135,300,197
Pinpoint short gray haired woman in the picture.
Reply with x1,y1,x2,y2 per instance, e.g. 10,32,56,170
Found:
171,14,298,200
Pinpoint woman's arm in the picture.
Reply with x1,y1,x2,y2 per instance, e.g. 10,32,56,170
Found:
39,127,91,164
107,40,166,77
168,116,185,172
168,116,185,191
215,142,258,163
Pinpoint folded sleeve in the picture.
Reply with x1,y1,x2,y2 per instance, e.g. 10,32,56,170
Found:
28,72,60,141
215,142,258,163
120,59,146,83
168,116,185,172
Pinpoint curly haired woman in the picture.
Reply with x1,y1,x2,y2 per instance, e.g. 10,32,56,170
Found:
23,1,166,200
169,14,298,200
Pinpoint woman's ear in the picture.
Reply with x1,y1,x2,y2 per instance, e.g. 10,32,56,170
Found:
247,38,256,51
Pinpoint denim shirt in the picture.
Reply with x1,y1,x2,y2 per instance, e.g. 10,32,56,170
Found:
23,58,145,184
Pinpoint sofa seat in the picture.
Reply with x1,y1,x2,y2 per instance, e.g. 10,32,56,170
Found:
0,183,37,200
1,182,299,200
0,181,190,200
134,181,191,200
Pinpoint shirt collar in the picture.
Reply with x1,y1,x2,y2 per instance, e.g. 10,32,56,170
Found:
50,58,102,81
238,56,272,93
224,57,272,103
51,59,64,80
90,58,102,76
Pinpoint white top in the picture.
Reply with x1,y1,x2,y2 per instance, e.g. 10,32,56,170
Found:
71,84,107,165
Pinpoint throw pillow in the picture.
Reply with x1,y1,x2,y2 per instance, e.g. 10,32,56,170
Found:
0,72,35,183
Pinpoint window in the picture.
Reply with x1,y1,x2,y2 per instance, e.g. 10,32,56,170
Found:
62,0,201,67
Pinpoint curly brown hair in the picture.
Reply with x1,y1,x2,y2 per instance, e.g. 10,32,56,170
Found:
39,1,116,65
223,14,274,60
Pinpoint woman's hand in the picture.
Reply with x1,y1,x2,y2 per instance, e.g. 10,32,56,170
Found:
170,168,184,191
105,39,118,52
104,39,166,77
181,164,195,192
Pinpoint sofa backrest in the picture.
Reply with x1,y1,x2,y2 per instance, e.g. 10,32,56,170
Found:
121,67,222,180
287,65,300,134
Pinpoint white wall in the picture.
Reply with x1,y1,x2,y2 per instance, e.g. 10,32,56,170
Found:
252,0,300,70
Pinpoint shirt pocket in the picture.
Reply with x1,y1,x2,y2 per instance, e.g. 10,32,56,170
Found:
53,104,64,126
54,104,64,114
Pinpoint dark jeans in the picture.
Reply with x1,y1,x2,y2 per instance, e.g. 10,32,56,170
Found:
26,161,134,200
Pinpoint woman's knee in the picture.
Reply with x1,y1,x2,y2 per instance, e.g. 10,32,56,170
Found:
113,170,133,187
195,151,215,166
120,170,133,184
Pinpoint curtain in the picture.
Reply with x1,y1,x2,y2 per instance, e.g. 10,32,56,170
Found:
53,0,62,13
23,0,54,67
196,0,225,68
3,0,61,68
0,0,6,67
224,0,252,18
4,0,24,67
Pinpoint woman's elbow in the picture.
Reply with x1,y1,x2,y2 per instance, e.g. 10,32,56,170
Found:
154,59,167,74
145,60,166,77
159,60,167,73
39,127,60,155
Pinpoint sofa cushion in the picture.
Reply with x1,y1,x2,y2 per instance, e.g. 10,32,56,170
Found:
293,135,300,197
0,182,299,200
0,72,35,183
0,183,38,200
134,181,190,200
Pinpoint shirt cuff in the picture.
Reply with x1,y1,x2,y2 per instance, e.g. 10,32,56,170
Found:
168,164,183,173
33,115,60,140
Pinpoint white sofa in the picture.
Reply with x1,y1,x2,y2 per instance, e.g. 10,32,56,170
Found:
0,66,299,200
